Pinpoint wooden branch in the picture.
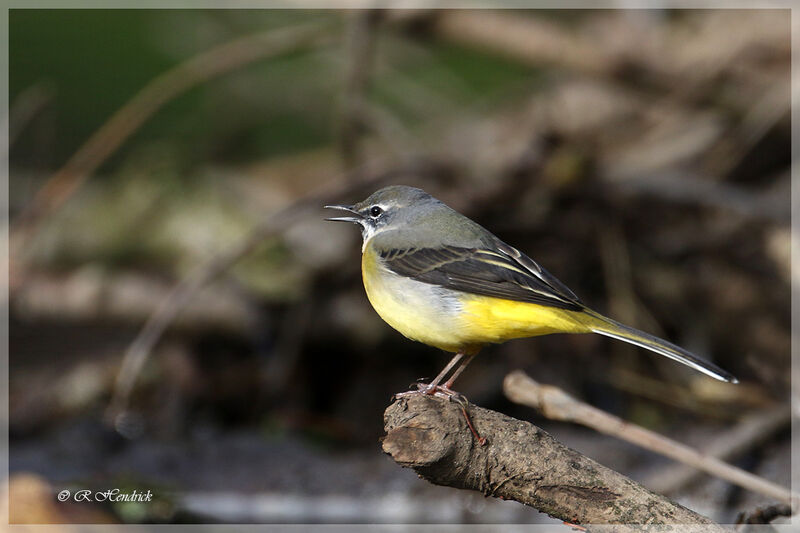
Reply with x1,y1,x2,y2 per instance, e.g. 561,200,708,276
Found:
503,371,797,508
383,395,729,531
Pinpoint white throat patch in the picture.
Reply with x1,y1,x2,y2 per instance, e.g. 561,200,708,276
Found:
360,222,391,252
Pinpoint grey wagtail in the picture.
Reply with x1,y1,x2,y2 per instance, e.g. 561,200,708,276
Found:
325,185,737,395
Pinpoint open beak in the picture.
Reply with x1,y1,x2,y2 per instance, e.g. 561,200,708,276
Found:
324,204,363,223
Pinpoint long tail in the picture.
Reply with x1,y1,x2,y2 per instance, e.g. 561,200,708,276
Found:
584,311,738,383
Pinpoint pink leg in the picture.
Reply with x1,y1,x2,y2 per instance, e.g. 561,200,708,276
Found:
393,351,487,445
428,352,465,388
442,353,476,390
395,351,478,399
395,352,465,398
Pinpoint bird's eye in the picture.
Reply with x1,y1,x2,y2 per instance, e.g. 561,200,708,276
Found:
369,205,383,217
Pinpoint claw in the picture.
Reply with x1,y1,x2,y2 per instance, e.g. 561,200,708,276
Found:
457,401,487,446
393,383,487,446
446,391,469,406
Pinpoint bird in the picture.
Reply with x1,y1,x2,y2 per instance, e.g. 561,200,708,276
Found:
325,185,737,396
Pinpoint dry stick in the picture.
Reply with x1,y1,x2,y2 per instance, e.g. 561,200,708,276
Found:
706,81,790,180
645,405,791,497
736,503,794,525
383,395,728,531
432,10,613,76
11,20,337,281
339,10,381,170
336,14,421,164
606,169,790,224
7,83,54,150
503,370,797,508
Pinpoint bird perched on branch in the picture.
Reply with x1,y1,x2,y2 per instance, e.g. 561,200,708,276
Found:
326,185,737,396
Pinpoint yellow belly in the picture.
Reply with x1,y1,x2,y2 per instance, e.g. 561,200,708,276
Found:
361,247,593,353
458,295,592,342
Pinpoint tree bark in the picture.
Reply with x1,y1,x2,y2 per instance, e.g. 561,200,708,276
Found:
383,395,730,532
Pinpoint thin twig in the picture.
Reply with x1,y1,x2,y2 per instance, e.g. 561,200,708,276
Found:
645,404,792,497
339,10,381,171
605,169,790,224
735,503,793,525
7,83,54,150
503,370,797,508
432,10,613,76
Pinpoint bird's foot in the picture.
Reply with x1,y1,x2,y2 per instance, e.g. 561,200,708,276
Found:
393,384,487,446
394,381,457,400
448,393,487,446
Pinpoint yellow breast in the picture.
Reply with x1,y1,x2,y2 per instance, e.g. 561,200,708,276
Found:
362,245,468,352
361,245,593,353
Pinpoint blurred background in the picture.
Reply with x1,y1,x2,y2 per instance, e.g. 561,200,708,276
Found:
7,8,792,526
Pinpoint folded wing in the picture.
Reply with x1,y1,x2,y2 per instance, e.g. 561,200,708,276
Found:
381,242,584,311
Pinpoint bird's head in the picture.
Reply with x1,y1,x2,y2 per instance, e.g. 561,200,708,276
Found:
325,185,439,242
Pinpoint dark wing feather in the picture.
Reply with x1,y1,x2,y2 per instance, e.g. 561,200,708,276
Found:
491,239,581,304
381,244,584,311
